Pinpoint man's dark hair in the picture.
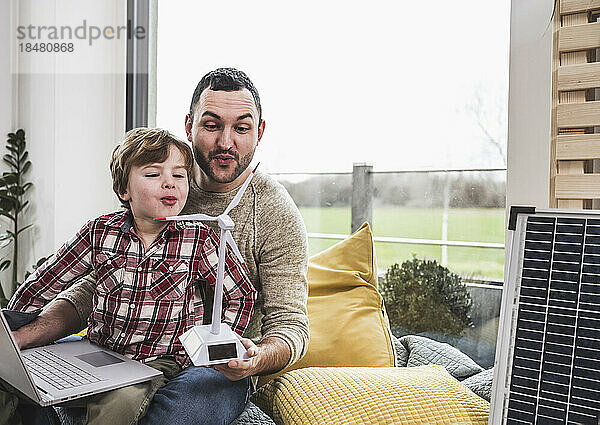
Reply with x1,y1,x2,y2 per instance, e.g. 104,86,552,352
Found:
189,68,262,125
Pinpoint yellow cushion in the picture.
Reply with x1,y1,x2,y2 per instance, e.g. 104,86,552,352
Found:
258,222,396,386
252,365,490,425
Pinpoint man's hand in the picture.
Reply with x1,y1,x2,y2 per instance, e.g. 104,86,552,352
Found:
213,338,259,381
213,336,291,381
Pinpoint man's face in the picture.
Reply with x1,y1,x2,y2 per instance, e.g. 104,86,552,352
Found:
185,88,264,191
121,145,189,224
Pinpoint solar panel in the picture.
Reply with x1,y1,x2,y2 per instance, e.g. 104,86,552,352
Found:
490,208,600,425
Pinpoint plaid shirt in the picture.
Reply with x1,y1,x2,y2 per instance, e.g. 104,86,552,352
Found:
9,210,255,366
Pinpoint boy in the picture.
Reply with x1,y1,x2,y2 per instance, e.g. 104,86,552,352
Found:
4,128,256,425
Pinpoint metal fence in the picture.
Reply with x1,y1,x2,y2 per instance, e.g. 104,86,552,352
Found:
273,164,507,273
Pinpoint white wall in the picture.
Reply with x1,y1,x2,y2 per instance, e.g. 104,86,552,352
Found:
0,1,17,296
0,1,11,135
2,0,126,296
506,0,554,210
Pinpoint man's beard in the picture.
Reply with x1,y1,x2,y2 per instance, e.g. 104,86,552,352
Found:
194,146,255,184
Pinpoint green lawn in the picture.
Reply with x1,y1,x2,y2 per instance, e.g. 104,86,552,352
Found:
299,207,505,279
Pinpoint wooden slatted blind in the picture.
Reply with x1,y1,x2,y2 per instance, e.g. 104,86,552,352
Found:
551,0,600,208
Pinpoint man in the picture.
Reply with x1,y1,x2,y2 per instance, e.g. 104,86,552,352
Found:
8,68,310,424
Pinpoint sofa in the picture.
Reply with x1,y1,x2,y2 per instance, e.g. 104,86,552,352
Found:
56,222,492,424
232,223,492,424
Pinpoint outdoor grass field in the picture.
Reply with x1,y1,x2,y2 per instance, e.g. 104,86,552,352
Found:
299,207,506,279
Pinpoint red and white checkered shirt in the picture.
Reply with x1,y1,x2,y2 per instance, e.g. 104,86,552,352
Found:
9,210,255,366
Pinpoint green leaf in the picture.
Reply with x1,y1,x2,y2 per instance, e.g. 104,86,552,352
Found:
0,201,14,214
8,186,23,196
0,211,14,222
20,151,29,163
17,200,29,213
15,129,25,140
0,192,15,202
16,223,32,235
1,174,18,184
9,186,24,196
22,182,33,192
0,202,18,213
6,145,18,155
21,161,31,174
0,260,11,271
0,192,18,201
0,197,19,210
3,156,17,169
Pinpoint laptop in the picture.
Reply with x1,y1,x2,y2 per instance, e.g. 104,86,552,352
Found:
0,311,162,406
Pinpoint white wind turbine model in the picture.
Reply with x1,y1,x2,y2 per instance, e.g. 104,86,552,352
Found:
155,164,258,366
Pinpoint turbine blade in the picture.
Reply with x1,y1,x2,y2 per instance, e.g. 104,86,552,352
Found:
170,213,216,221
223,163,259,215
225,231,245,264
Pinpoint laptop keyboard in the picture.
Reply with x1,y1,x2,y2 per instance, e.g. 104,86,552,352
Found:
23,349,102,390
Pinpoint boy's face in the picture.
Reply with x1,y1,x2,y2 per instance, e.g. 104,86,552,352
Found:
121,145,189,223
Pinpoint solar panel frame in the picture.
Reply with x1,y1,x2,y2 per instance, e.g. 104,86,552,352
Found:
490,209,600,425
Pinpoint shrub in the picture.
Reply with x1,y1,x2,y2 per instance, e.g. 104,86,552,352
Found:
379,257,473,335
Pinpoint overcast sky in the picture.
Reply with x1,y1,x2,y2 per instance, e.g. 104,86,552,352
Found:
156,0,510,174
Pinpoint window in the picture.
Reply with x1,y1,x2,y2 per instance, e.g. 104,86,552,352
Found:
154,0,510,368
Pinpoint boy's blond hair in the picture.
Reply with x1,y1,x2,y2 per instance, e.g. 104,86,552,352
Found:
110,128,194,209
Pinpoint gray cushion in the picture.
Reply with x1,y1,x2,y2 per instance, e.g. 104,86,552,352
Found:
396,335,483,380
230,401,275,425
392,334,409,366
461,368,494,401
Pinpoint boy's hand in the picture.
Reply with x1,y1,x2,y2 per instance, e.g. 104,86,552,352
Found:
10,300,82,350
213,337,258,381
12,328,27,349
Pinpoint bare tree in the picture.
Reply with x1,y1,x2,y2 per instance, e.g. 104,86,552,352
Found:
467,85,508,166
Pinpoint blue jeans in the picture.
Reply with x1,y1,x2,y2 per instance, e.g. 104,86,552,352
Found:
17,405,59,425
139,366,251,425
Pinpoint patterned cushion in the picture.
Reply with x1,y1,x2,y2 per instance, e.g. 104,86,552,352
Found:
252,365,489,425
